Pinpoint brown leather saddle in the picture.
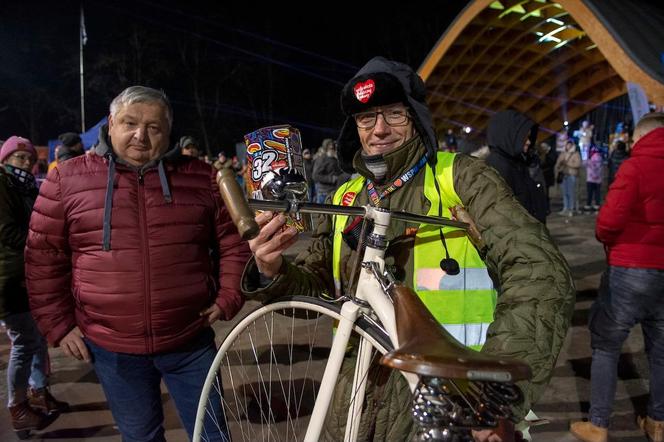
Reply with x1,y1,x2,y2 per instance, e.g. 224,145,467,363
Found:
380,284,532,383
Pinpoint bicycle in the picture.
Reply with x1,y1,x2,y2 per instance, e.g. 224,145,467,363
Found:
192,168,532,442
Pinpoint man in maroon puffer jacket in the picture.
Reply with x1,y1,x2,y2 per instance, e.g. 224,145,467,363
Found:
25,86,250,441
571,112,664,442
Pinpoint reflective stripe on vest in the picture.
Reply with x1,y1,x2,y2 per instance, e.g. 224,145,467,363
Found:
332,152,496,350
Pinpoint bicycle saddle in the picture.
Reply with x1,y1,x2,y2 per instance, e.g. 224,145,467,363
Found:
380,284,532,382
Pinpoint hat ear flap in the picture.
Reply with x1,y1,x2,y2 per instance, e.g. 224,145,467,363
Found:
409,72,427,102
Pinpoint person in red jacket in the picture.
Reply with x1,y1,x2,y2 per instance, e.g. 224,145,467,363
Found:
571,112,664,442
25,86,250,441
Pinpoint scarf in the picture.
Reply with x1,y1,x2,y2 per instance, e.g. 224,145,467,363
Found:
4,164,37,191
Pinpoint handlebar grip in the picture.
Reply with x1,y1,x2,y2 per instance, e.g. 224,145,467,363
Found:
216,167,260,240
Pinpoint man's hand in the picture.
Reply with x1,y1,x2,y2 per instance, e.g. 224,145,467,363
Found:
200,303,222,325
248,211,299,278
472,421,523,442
472,429,503,442
59,326,91,363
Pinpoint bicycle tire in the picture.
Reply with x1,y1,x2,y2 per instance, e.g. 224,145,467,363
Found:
193,296,393,442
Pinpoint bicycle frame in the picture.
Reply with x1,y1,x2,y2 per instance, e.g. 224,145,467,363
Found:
212,169,473,441
304,206,419,442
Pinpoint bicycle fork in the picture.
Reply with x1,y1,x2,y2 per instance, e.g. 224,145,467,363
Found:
303,300,364,442
305,260,394,441
304,267,418,441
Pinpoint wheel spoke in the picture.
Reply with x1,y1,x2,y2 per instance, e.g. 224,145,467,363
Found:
193,299,392,442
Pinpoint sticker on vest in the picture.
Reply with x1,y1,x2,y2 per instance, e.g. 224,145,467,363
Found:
341,191,356,206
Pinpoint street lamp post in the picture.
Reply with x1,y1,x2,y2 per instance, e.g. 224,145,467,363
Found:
79,4,87,133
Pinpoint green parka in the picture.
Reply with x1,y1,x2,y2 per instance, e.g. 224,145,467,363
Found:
242,136,575,440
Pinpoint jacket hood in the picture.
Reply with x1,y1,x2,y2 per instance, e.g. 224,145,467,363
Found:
631,127,664,159
487,110,538,158
94,123,178,251
336,56,438,173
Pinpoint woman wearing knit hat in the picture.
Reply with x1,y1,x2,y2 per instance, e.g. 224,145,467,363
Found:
0,136,68,438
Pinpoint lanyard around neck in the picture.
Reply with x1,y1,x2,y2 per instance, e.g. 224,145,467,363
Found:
366,153,428,206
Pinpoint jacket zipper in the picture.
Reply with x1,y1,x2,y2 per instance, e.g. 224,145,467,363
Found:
138,171,153,353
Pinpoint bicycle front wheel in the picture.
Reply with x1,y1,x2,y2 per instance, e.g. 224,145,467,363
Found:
193,296,393,442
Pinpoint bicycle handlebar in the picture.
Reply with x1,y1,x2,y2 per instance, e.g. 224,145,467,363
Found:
216,166,468,240
248,199,469,230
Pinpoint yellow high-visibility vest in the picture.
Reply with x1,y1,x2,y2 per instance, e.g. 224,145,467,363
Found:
332,152,496,349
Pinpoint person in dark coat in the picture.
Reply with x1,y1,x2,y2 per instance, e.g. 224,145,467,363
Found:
56,132,84,162
445,128,458,151
312,139,348,203
607,141,629,185
302,148,315,201
0,136,68,436
537,142,558,214
177,135,201,158
486,109,548,223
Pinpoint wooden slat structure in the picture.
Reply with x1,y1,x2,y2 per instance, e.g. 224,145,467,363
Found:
419,0,664,140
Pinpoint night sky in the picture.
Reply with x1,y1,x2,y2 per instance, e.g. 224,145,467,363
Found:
1,0,468,153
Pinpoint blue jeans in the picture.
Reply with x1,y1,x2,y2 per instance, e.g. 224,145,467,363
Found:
308,183,316,202
2,311,49,406
86,329,228,441
562,174,577,211
588,266,664,428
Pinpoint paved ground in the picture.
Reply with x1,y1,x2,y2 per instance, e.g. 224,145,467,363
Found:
0,187,651,441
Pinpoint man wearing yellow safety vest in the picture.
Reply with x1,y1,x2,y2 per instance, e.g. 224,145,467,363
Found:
242,56,575,442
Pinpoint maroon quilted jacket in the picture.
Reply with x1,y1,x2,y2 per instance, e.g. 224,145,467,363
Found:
25,133,250,354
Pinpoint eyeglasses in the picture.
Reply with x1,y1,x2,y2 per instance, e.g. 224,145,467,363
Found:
353,107,410,129
9,152,36,164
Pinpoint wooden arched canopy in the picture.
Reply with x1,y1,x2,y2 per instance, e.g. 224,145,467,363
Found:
419,0,664,140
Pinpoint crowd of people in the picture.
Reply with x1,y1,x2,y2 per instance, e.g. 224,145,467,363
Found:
440,116,637,222
0,56,661,442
